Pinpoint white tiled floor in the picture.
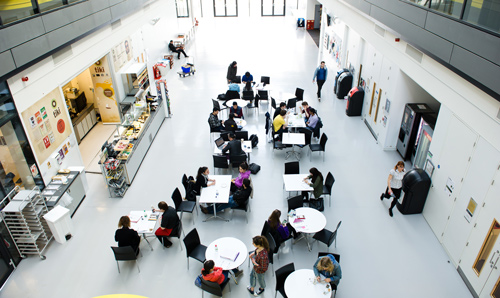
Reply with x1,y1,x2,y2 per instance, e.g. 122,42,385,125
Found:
0,16,472,298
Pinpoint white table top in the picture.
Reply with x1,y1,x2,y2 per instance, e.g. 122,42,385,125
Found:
199,175,232,204
282,133,305,145
289,207,327,234
231,99,250,109
284,269,331,298
214,140,252,154
205,237,248,270
129,210,160,234
287,113,306,128
283,174,313,192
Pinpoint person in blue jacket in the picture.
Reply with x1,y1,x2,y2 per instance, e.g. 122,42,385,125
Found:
242,71,254,84
312,61,328,101
313,254,342,286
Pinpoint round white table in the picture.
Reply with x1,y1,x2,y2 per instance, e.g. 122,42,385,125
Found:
205,237,248,270
230,99,250,109
289,207,327,251
284,269,331,298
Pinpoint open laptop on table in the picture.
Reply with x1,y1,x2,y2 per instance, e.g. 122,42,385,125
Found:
214,137,227,150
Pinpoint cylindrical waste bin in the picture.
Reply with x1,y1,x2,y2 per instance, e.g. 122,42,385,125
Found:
43,205,73,244
397,168,431,214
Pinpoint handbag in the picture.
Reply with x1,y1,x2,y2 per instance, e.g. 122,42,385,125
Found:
194,274,203,288
155,227,172,237
310,197,325,212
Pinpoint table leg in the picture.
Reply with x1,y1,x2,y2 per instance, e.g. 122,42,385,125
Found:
203,204,229,222
142,233,154,251
285,145,301,160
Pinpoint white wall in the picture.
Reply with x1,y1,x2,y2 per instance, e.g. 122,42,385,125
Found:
7,0,178,184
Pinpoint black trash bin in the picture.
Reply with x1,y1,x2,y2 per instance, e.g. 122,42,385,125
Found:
336,72,353,99
346,87,364,116
397,168,431,214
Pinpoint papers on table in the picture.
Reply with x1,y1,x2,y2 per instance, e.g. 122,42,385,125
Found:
129,213,142,223
219,247,240,262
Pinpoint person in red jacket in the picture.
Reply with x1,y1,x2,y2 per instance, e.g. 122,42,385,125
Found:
202,260,230,287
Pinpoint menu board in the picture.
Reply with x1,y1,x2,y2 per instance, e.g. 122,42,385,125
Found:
111,37,133,71
21,88,72,162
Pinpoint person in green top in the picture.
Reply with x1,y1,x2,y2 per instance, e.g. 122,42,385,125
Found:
302,167,324,202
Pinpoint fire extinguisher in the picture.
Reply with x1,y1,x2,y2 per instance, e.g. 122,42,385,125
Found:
153,65,161,80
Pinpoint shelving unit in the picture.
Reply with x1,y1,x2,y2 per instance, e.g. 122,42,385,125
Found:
100,160,128,198
1,187,53,260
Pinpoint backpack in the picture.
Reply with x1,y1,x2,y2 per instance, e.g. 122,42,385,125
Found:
309,197,325,212
317,117,324,129
249,134,259,148
249,163,261,174
186,176,197,201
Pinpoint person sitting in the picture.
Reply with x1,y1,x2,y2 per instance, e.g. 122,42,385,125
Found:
224,113,238,132
168,40,188,59
222,133,244,158
313,254,342,287
231,162,251,192
228,82,240,92
195,166,216,195
114,215,141,255
230,101,244,119
273,109,288,139
306,108,319,131
209,107,225,132
273,102,287,119
300,101,312,120
242,81,253,92
202,179,252,214
242,71,254,84
267,209,299,249
302,167,324,202
201,260,243,286
154,201,180,248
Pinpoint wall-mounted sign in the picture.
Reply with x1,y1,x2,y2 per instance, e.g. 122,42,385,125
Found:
465,198,477,223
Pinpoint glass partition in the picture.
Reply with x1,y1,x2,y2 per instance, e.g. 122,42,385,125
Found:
0,1,35,25
38,0,65,13
463,0,500,33
429,0,463,17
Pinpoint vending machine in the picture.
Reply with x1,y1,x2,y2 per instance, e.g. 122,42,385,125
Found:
411,113,437,169
396,104,434,161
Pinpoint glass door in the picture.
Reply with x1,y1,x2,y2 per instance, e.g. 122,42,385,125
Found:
262,0,285,16
214,0,238,17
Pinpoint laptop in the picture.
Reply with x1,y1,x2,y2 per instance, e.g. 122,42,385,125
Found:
214,137,226,150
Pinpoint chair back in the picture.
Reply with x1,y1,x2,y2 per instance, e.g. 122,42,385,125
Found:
295,88,304,100
264,232,276,264
170,220,183,239
230,153,247,167
226,90,240,99
284,161,299,174
298,128,313,146
171,188,183,210
287,98,296,110
212,99,221,110
200,278,223,296
320,133,328,149
271,97,277,110
235,131,248,140
318,252,341,263
213,155,229,169
287,195,303,211
261,221,270,236
242,90,254,100
111,246,137,261
258,90,269,100
220,131,230,141
182,174,189,195
261,76,270,85
183,228,202,256
275,263,295,292
329,221,342,246
325,172,335,193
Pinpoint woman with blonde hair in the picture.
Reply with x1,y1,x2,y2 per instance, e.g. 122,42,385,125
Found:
380,161,406,217
313,254,342,286
114,215,141,255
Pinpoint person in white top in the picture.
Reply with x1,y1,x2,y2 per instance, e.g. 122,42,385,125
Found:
380,161,405,217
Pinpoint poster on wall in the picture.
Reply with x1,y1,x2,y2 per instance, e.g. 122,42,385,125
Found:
21,88,72,163
111,37,133,72
329,32,342,68
90,56,121,123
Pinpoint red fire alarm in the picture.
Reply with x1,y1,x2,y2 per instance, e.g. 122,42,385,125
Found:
395,38,400,42
21,77,28,82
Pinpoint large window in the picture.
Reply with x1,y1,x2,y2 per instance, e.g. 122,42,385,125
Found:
262,0,286,16
176,0,189,17
214,0,238,17
463,0,500,33
0,0,87,26
0,81,43,198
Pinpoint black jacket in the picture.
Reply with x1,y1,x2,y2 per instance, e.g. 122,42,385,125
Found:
233,186,252,206
227,63,237,81
115,227,141,253
161,207,180,232
222,139,244,157
224,119,238,132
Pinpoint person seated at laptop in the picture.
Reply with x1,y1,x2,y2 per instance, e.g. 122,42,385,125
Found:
201,179,252,214
222,133,244,158
209,107,225,132
273,109,288,139
230,101,244,119
273,102,287,119
300,101,312,120
224,114,238,132
228,82,240,92
306,108,319,130
231,162,251,192
242,71,254,84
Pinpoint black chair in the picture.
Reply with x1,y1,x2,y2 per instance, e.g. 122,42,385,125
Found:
297,128,313,149
287,195,303,212
284,161,299,174
286,98,296,110
172,188,196,224
247,96,259,115
200,276,231,297
229,153,247,169
317,252,341,298
183,228,207,270
310,133,328,161
257,90,269,101
322,172,335,207
261,76,270,85
273,136,286,153
294,88,304,101
226,90,240,100
313,221,342,251
182,174,189,197
231,197,250,223
235,131,248,140
271,97,277,110
275,263,295,298
111,246,140,273
261,221,271,236
242,90,254,101
161,220,184,251
220,131,230,141
213,154,229,174
233,75,241,84
265,233,277,274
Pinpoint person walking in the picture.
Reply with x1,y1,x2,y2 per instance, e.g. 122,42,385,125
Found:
247,235,270,296
381,161,406,217
312,61,328,101
227,61,238,83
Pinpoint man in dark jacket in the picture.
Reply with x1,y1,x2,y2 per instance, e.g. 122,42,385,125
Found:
226,61,237,83
222,133,244,157
223,114,238,132
201,179,252,214
168,40,188,59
